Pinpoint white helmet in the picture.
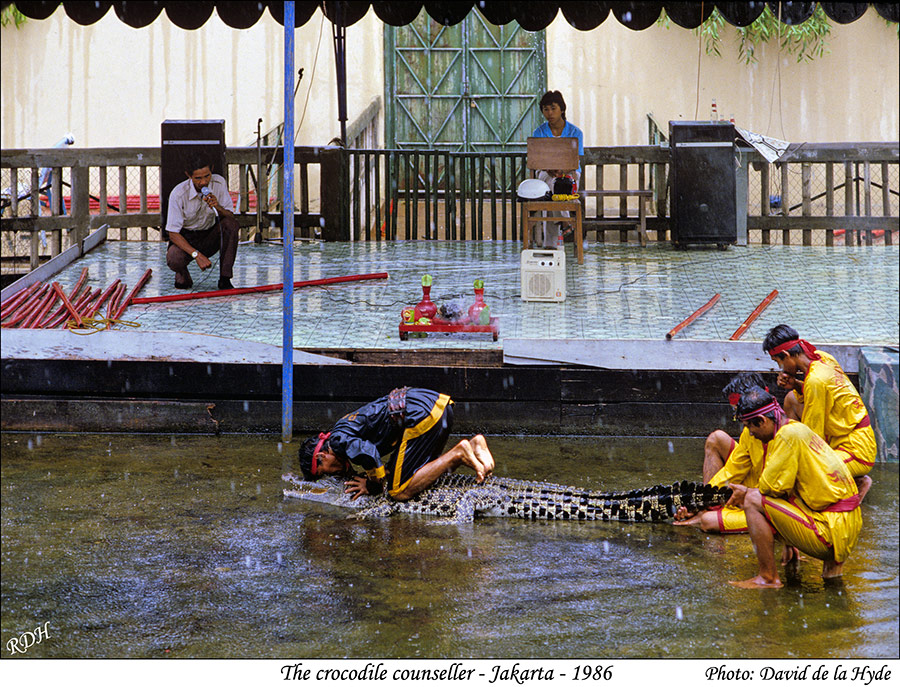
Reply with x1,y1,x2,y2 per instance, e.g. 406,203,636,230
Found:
517,178,551,201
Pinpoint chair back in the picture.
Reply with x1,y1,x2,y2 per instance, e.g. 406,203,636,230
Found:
526,136,579,172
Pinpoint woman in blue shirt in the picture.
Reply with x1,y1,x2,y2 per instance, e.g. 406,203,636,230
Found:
531,91,584,247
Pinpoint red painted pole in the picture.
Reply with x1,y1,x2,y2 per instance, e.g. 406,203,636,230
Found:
2,283,51,328
86,279,121,320
35,270,90,328
730,289,779,341
105,283,126,329
43,287,99,328
130,272,389,305
21,286,59,328
0,281,42,318
112,268,153,322
52,282,85,327
666,293,721,340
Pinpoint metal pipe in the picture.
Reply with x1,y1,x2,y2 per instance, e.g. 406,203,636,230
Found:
730,290,779,341
131,272,388,305
666,293,721,340
283,1,297,444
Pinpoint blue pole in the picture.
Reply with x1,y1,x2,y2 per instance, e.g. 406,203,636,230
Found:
282,1,295,444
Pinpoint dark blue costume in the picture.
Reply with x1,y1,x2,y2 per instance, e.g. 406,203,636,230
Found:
327,388,454,498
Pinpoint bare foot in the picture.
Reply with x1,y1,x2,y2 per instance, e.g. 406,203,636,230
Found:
781,545,801,566
855,475,872,502
454,439,486,482
729,576,784,589
822,559,844,579
470,434,495,477
672,511,703,527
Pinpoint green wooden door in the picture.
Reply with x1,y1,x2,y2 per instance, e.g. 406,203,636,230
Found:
385,10,546,152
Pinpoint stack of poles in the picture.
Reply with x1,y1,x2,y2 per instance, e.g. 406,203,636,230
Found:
0,268,151,330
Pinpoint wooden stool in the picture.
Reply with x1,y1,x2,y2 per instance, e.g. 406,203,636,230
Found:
521,199,583,264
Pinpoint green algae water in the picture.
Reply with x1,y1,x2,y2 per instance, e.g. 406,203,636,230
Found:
1,433,897,659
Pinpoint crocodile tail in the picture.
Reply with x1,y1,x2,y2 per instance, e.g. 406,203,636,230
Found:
582,481,732,523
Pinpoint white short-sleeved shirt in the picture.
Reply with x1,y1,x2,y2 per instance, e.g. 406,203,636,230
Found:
166,173,233,234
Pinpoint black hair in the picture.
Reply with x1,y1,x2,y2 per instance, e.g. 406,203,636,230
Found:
539,90,567,120
183,152,214,176
736,387,777,421
763,324,802,356
297,434,321,481
722,372,767,399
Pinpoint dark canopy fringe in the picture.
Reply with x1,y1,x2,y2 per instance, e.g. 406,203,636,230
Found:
560,1,611,31
372,1,422,27
819,2,868,24
611,2,662,30
424,1,471,26
715,1,767,27
323,1,370,27
165,1,214,30
63,0,110,25
7,1,895,30
114,1,163,28
216,0,266,29
664,2,714,29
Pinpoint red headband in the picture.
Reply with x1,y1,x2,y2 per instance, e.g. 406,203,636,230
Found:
768,338,820,360
310,432,330,476
738,400,783,422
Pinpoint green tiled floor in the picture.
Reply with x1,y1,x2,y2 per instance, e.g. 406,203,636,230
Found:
48,240,899,350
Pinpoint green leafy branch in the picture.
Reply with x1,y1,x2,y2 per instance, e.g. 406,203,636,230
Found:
659,5,835,65
1,4,27,29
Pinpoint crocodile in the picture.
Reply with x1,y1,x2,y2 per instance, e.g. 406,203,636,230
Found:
282,472,731,524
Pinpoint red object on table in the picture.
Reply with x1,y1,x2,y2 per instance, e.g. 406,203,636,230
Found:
399,316,499,341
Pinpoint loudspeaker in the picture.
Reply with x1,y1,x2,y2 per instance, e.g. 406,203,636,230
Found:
160,120,226,233
669,121,737,248
521,249,565,302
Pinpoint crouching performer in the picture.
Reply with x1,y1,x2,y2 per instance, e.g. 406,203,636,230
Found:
726,388,861,589
297,387,494,501
674,372,768,534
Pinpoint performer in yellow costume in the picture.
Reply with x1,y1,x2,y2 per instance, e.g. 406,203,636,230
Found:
674,372,768,534
763,324,875,499
726,388,861,589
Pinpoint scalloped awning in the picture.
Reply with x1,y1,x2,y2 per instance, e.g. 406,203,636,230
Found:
7,2,899,31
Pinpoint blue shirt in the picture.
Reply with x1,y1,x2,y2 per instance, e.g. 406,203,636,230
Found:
532,121,584,173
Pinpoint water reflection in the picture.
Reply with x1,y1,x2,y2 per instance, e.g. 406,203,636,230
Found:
1,433,896,659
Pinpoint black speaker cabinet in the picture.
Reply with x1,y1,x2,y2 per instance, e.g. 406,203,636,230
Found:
160,120,226,233
669,121,737,248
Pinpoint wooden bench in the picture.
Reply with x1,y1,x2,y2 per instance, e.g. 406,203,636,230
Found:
580,189,653,246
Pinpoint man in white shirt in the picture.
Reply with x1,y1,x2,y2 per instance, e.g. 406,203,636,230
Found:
165,154,239,290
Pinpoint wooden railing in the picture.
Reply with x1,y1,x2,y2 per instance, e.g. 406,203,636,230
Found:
2,142,897,270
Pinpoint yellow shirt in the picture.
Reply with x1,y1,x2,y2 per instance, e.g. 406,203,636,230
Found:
758,420,857,511
709,427,766,489
797,352,868,445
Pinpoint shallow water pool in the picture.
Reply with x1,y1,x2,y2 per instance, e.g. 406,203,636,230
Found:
1,433,897,659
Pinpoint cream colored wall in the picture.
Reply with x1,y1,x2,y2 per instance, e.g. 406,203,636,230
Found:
548,11,899,145
1,6,896,151
0,5,384,149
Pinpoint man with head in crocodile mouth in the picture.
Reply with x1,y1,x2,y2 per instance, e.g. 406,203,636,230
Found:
673,372,769,534
726,387,862,589
297,387,494,502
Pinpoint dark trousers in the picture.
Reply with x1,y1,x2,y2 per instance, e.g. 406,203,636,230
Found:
166,216,239,281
